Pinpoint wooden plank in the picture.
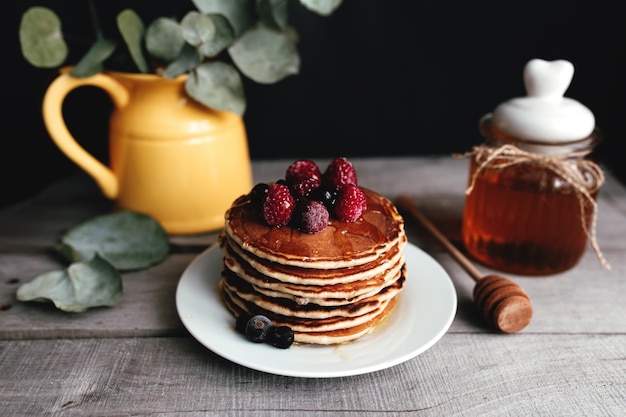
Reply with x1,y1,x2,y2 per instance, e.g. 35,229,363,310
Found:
0,252,196,339
1,334,624,416
3,234,625,340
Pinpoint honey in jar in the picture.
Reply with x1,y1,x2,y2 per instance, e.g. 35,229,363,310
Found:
461,59,607,275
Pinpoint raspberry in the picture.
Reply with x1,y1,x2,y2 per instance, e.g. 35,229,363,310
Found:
334,184,367,222
263,183,296,226
285,159,321,184
297,199,329,233
290,176,321,199
322,157,358,189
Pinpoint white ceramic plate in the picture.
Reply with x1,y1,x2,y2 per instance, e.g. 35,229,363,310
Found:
176,242,457,378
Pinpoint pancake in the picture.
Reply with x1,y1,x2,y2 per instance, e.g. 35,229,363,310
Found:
221,264,405,319
217,160,408,345
221,232,405,286
220,233,405,305
224,188,406,269
221,282,400,345
223,253,404,306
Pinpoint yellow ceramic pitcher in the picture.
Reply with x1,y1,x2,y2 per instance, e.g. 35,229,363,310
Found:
42,67,252,235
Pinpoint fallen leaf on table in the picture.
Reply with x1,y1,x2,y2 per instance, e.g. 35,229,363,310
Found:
16,254,123,313
17,210,170,312
55,210,170,271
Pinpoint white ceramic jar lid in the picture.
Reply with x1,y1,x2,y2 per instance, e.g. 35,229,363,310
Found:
492,59,595,143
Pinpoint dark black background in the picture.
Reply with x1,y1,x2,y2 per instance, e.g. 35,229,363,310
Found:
2,0,626,208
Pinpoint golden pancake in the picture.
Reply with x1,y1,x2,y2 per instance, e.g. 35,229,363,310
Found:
224,188,405,269
220,233,405,305
217,163,408,346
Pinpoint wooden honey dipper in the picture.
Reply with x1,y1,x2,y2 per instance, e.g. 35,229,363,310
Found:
396,195,533,333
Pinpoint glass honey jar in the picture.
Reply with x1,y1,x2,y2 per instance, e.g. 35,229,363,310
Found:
461,59,608,275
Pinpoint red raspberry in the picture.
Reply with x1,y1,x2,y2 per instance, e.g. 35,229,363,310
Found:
322,157,358,189
290,176,321,199
262,183,296,226
297,200,329,233
285,160,321,184
334,184,367,222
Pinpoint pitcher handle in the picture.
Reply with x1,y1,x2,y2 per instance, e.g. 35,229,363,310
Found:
42,67,130,199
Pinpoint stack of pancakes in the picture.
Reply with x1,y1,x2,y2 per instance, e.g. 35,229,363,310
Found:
218,188,407,345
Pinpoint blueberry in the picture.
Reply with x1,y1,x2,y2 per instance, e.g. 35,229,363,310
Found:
268,325,295,349
250,183,269,208
310,185,338,209
245,315,273,343
235,314,251,335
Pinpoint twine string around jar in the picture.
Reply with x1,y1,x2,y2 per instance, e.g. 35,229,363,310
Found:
458,144,610,270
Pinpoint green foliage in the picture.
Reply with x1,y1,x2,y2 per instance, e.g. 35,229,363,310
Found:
229,24,299,84
55,210,170,271
18,0,343,115
117,9,149,73
71,37,117,77
16,211,170,313
19,7,68,68
17,255,123,313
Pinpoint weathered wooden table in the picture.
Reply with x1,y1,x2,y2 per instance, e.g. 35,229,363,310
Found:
1,157,625,416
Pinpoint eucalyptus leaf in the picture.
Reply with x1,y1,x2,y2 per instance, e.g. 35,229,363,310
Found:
191,0,253,36
181,11,216,46
117,9,149,73
146,17,185,62
197,14,235,58
71,37,117,77
55,211,170,271
164,44,202,79
256,0,288,30
228,24,300,84
299,0,343,16
180,12,234,58
19,7,68,68
186,62,246,115
16,254,123,313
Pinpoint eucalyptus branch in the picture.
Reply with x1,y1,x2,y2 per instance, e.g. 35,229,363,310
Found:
19,0,344,115
87,0,103,40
